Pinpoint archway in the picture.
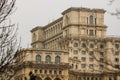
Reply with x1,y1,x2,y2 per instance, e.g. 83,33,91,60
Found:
36,77,42,80
45,77,51,80
54,78,61,80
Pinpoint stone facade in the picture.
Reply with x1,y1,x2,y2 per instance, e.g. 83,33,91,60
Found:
14,7,120,80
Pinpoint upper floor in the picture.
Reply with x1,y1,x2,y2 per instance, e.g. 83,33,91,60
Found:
31,7,107,49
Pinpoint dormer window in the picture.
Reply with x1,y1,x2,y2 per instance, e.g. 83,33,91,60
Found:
89,15,94,25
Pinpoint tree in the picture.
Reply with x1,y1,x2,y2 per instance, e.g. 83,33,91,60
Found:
0,0,17,79
29,71,37,80
108,0,120,18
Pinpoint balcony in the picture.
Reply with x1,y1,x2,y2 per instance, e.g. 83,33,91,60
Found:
14,61,70,71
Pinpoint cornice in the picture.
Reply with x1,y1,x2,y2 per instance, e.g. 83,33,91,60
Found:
63,24,107,29
62,7,106,15
31,26,43,32
43,17,63,29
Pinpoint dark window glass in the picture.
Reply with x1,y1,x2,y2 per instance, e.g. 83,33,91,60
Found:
115,44,119,49
55,56,60,63
81,57,86,62
81,43,86,48
73,50,78,54
90,15,94,24
74,42,78,47
89,30,94,36
36,55,41,62
46,55,51,63
89,43,94,48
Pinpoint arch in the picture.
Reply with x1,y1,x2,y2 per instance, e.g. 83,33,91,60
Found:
74,42,78,47
89,15,94,24
36,77,42,80
54,78,61,80
55,56,61,63
44,77,51,80
46,55,51,63
36,55,41,62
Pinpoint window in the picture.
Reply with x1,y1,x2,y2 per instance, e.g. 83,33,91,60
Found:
81,51,86,55
89,15,94,25
89,30,94,36
100,44,104,48
99,64,104,69
115,43,119,49
99,52,104,57
89,58,94,62
54,70,57,74
81,64,86,68
74,42,78,47
115,58,119,62
59,71,62,74
115,51,119,55
89,64,94,69
76,65,78,69
44,70,47,74
100,58,104,63
36,55,41,62
39,70,42,73
73,50,78,54
55,56,60,63
34,69,38,73
115,65,119,69
49,70,52,74
89,51,94,55
81,57,86,62
73,57,78,60
46,55,51,63
89,43,94,48
81,43,86,48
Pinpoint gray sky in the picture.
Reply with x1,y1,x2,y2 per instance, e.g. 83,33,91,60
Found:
11,0,120,48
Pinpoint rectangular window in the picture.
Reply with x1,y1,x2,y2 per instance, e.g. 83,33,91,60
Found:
89,64,94,69
81,57,86,62
89,30,94,36
49,70,52,74
89,51,94,55
115,44,119,49
115,51,119,55
81,64,86,68
100,44,104,48
39,70,42,73
100,58,104,63
73,50,78,54
34,70,38,73
73,57,78,60
81,51,86,55
115,65,119,69
99,64,104,69
89,58,94,62
115,58,119,62
99,52,104,57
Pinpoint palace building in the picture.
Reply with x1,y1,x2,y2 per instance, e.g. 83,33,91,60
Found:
14,7,120,80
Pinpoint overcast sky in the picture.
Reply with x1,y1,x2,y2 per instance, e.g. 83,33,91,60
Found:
11,0,120,48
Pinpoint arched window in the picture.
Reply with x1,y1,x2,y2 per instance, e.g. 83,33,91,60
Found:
89,15,94,25
36,55,41,62
74,42,78,47
46,55,51,63
55,56,60,63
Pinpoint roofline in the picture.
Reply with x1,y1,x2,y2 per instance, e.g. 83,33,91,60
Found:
62,7,106,15
31,26,43,32
43,17,63,29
